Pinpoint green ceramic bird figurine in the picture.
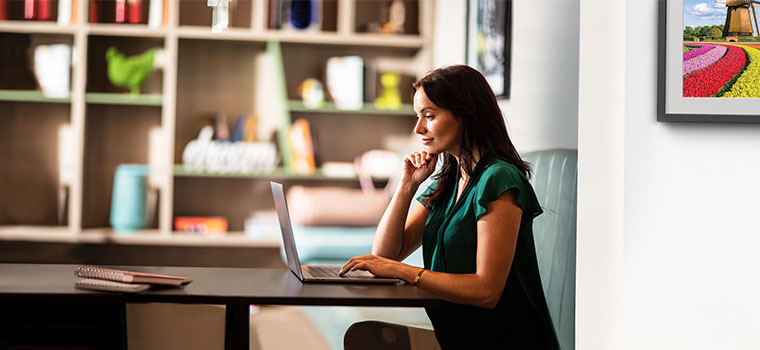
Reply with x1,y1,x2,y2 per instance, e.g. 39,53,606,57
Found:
105,46,156,94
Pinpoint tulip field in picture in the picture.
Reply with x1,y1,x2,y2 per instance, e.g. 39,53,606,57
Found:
682,43,760,98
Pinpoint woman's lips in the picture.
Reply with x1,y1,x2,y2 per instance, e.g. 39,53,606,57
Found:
421,138,433,145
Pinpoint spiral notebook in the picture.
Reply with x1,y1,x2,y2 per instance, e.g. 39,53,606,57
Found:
74,266,193,287
75,278,151,293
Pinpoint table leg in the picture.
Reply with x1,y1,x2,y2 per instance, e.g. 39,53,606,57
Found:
225,303,250,350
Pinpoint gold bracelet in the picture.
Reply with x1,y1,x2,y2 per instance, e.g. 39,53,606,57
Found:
412,268,425,286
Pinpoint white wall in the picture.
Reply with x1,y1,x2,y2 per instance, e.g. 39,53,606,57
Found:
438,0,760,348
433,0,579,153
622,1,760,349
576,0,626,348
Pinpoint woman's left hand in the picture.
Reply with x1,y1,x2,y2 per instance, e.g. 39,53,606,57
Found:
339,254,408,280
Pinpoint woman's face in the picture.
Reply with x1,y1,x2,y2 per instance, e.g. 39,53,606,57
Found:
413,87,462,156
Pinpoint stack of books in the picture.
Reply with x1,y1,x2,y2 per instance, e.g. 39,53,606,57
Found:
74,266,192,293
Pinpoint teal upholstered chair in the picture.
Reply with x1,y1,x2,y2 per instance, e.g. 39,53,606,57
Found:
295,149,577,350
523,149,577,350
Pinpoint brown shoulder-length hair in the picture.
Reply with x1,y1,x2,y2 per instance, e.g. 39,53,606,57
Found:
414,65,531,207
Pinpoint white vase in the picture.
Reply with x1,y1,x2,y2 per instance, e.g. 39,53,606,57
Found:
34,44,71,98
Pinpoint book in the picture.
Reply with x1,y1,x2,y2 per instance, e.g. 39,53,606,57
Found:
38,0,51,20
24,0,35,19
71,0,78,24
89,0,98,23
174,216,228,234
161,0,168,27
147,0,162,28
115,0,126,22
74,266,193,286
288,118,316,175
75,278,151,293
267,0,280,29
127,0,141,23
57,0,72,25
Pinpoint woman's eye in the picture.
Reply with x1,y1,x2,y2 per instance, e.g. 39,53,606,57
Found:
425,114,434,119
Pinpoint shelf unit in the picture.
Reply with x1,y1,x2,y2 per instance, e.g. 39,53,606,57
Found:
0,0,434,244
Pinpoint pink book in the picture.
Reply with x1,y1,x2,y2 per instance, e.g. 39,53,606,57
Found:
115,0,125,22
24,0,35,19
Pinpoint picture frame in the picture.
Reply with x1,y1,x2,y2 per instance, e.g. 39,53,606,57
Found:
466,0,512,99
658,0,760,123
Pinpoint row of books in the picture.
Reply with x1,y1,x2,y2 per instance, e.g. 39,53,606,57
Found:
0,0,168,28
74,265,192,293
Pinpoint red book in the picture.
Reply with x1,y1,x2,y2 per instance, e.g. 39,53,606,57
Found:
0,0,7,20
38,0,51,20
74,266,193,286
127,0,140,23
89,0,98,23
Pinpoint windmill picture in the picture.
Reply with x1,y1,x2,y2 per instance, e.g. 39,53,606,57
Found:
682,1,760,98
721,0,760,41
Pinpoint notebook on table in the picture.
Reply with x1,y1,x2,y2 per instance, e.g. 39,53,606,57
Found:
75,278,151,293
74,266,193,286
270,181,401,284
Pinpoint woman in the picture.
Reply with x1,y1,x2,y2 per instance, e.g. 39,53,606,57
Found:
339,65,559,349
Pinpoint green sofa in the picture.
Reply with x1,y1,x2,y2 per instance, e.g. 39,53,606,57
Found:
293,149,577,349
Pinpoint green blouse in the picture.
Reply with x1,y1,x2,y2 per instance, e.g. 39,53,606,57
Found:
417,154,559,349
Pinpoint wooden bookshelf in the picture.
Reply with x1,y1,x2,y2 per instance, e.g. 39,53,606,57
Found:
0,0,434,244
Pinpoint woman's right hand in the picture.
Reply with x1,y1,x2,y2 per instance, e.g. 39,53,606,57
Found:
402,151,438,187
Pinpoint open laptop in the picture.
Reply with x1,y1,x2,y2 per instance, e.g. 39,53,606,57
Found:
271,181,401,284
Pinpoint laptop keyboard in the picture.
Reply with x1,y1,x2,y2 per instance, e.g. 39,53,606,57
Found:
306,266,342,277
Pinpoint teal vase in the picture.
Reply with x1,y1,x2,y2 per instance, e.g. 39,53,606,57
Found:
110,164,149,232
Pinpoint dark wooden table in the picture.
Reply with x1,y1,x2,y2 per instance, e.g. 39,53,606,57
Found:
0,263,439,349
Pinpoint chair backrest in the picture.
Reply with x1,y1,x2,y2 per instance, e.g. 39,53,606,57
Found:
522,149,577,350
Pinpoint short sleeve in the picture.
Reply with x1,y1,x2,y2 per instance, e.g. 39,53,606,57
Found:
473,164,543,220
416,180,438,209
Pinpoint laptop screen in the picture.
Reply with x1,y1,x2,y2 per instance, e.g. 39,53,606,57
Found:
270,181,304,280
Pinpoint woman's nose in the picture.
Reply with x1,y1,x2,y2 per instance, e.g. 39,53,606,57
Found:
414,119,425,135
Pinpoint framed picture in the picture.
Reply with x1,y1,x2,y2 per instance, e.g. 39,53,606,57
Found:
658,0,760,122
466,0,512,99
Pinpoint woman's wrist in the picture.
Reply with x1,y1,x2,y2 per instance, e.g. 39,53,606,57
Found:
400,264,423,284
412,268,425,286
398,179,421,195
